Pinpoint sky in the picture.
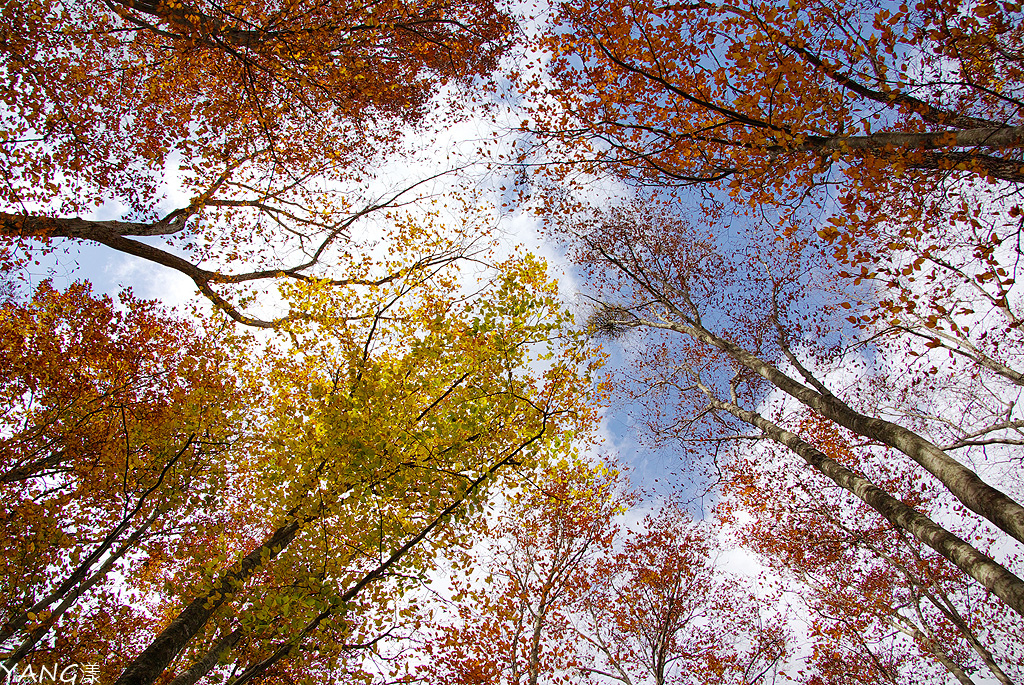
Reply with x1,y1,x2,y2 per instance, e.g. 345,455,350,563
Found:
9,67,694,505
6,4,1024,681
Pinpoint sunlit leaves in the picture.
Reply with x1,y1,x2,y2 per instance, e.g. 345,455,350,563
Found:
0,281,247,674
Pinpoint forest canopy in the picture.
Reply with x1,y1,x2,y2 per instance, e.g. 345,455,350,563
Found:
1,0,1022,683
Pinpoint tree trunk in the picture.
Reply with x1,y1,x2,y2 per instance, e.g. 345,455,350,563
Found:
112,514,303,685
703,393,1024,618
661,318,1024,546
166,627,243,685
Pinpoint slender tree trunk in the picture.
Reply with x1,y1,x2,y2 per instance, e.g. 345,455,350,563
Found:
658,318,1024,546
3,511,160,669
528,583,553,685
1,436,193,647
700,391,1024,617
892,620,976,685
166,628,243,685
112,513,304,685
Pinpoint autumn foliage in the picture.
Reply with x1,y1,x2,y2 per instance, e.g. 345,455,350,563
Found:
3,0,1024,682
0,248,599,684
0,282,245,671
0,0,513,324
417,463,788,685
722,413,1024,684
531,0,1024,399
2,0,510,216
421,460,623,685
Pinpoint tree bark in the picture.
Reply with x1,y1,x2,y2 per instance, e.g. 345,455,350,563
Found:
797,126,1024,153
166,627,243,685
703,392,1024,618
112,513,304,685
0,212,187,238
655,318,1024,546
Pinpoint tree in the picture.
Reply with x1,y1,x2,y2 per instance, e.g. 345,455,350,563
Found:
147,253,596,685
532,0,1022,203
0,280,247,671
528,0,1024,408
0,0,511,324
578,502,787,685
526,0,1024,645
416,473,786,685
418,459,625,685
0,247,599,685
721,413,1024,685
572,201,1024,617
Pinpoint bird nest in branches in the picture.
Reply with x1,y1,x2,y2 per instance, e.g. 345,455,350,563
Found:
587,304,639,339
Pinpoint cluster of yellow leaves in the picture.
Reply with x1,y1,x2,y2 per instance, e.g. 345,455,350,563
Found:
0,240,603,684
